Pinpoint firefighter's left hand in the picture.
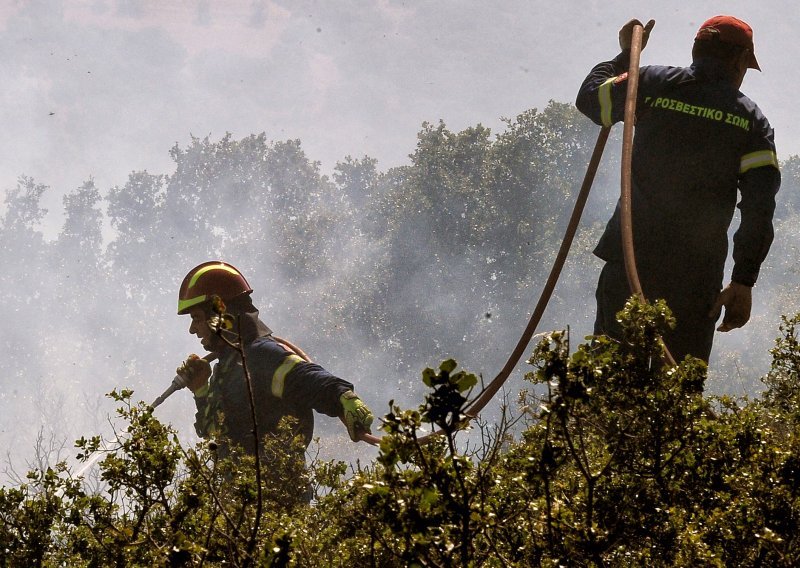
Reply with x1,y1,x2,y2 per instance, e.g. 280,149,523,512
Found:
340,391,374,442
710,282,752,332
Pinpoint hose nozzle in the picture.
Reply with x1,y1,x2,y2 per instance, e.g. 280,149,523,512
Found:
150,353,218,409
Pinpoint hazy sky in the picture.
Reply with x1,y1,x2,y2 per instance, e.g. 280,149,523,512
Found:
1,0,796,232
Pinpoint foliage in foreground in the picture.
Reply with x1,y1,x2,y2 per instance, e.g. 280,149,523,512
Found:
3,301,800,566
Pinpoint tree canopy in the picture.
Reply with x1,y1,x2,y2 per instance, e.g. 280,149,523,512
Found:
1,100,800,565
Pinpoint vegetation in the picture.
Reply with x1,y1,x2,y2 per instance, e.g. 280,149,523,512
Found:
2,101,800,564
3,300,800,565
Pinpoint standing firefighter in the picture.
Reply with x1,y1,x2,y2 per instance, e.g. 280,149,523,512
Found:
175,261,374,466
576,16,781,362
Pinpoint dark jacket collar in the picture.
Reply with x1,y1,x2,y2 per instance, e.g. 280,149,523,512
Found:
690,57,737,84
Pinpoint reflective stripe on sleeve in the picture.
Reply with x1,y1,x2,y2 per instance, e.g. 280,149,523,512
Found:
271,354,303,398
200,397,220,437
740,150,779,174
599,76,617,127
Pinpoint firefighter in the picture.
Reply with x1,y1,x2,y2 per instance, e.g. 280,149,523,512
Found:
576,16,781,362
175,261,374,463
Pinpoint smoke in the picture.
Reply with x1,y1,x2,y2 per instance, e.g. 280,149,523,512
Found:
2,127,799,486
2,1,799,485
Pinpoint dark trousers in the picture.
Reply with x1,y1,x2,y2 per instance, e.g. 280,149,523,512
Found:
594,260,720,362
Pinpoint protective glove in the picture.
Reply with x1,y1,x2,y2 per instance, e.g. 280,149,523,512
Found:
340,391,374,442
619,18,655,51
176,354,212,394
709,282,752,332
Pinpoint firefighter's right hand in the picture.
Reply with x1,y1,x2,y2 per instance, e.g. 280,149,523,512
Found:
710,282,752,332
619,19,655,51
176,354,211,393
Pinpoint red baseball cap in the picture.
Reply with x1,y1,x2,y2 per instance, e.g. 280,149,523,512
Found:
695,15,760,71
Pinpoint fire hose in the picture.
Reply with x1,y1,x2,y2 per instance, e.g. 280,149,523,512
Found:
151,23,672,447
618,24,677,367
418,21,676,441
150,352,218,408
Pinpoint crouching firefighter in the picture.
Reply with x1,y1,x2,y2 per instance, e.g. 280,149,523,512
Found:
174,261,374,480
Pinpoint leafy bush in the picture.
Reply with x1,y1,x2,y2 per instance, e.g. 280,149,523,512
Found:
4,300,800,566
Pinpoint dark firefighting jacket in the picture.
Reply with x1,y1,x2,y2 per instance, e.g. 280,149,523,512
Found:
576,52,780,287
193,313,353,457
